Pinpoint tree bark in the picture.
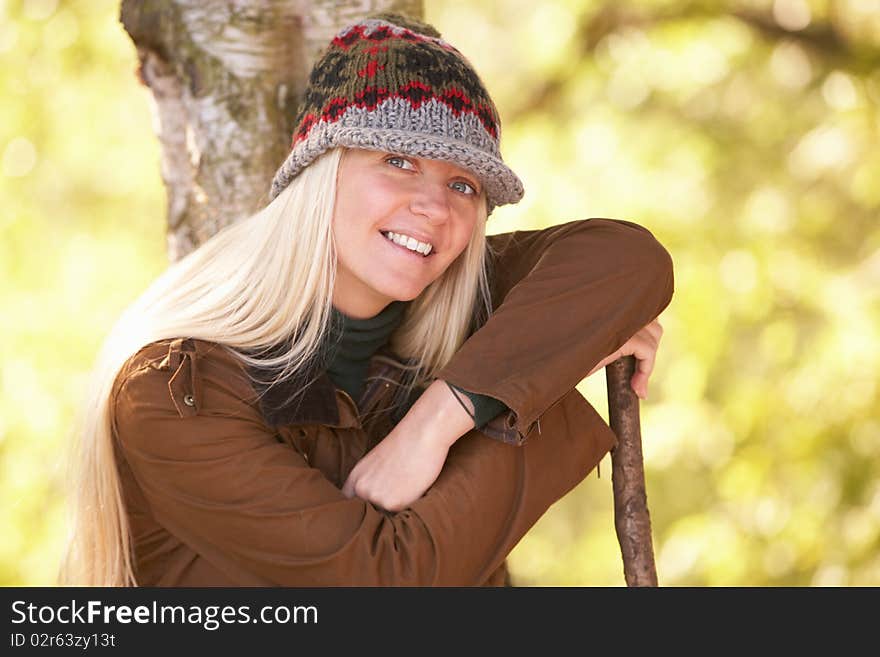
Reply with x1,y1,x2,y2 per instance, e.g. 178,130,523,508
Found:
120,0,423,262
606,356,659,587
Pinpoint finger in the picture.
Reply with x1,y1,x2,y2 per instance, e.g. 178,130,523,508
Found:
633,326,661,357
342,459,365,493
620,327,657,356
636,345,656,376
588,321,661,378
630,365,653,399
614,339,649,366
642,320,663,344
341,478,354,497
384,498,404,513
629,344,656,399
630,371,648,399
631,356,655,399
636,326,660,352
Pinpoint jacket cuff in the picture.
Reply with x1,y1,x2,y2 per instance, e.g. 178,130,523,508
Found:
446,381,510,431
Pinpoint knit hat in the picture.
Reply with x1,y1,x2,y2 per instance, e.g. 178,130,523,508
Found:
269,12,524,213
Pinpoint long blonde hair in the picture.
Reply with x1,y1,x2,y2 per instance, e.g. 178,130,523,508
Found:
58,146,494,586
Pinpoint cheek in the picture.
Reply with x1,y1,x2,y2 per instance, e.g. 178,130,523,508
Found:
458,213,480,247
442,218,479,264
348,188,404,242
333,179,390,247
331,197,364,267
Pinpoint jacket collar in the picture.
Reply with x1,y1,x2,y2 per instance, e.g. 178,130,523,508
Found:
249,344,405,429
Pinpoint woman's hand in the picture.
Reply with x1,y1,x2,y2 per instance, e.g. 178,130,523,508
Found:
587,318,664,399
341,379,472,512
341,425,450,512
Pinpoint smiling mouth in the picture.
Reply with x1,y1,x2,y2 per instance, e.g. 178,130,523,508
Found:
378,231,437,258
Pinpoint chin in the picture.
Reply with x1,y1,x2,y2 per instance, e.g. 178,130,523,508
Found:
383,286,424,303
374,277,430,302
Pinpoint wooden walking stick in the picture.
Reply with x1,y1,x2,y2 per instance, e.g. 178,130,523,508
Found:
606,355,658,587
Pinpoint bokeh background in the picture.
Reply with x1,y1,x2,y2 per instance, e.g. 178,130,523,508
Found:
2,0,878,585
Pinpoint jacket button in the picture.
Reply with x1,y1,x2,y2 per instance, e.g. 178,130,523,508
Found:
183,394,196,407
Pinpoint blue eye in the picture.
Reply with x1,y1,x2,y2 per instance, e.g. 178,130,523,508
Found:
450,180,477,195
386,155,414,170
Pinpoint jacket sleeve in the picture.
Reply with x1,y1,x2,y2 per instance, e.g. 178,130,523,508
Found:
112,346,616,586
434,217,675,445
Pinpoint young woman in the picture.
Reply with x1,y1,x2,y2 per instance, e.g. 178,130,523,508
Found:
60,13,673,586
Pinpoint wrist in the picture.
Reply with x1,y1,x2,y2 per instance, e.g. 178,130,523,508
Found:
400,379,473,449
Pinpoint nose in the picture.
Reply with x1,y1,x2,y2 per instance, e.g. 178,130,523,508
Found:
409,181,451,224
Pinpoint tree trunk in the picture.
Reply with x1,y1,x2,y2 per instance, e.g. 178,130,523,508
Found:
120,0,423,262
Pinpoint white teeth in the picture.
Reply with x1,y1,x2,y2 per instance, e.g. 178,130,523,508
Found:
383,231,433,257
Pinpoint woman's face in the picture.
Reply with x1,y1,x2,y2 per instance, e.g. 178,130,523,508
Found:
331,148,485,319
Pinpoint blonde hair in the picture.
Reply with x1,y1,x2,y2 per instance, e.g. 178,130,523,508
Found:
58,147,493,586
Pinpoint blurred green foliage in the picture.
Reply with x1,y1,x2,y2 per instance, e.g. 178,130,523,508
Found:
1,0,878,585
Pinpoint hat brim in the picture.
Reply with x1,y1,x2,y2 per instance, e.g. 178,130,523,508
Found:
270,125,525,213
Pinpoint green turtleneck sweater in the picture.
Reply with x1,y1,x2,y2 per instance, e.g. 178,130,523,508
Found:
324,300,507,429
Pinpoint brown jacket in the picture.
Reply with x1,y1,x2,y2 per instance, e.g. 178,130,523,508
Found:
111,218,675,586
